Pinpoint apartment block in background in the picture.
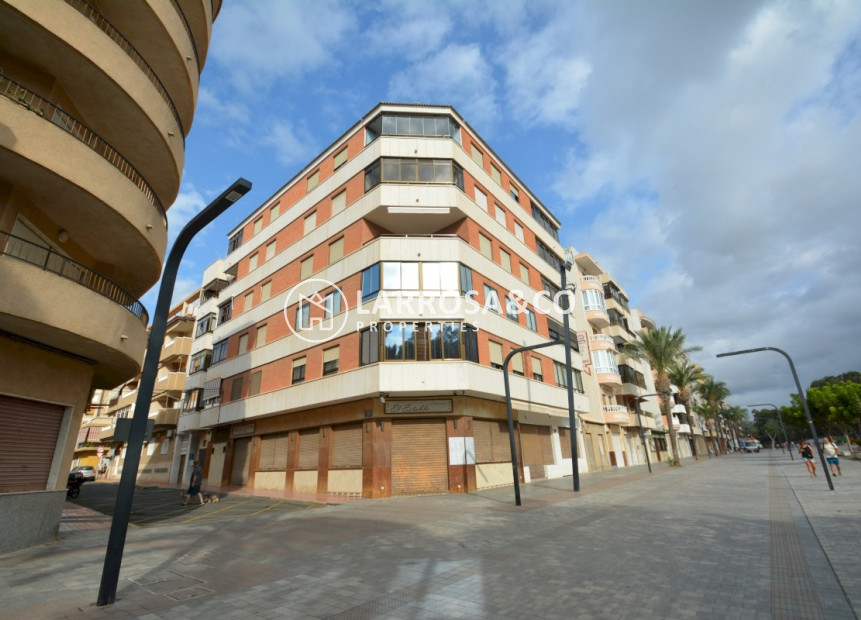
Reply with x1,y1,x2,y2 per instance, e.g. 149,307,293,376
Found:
179,103,593,498
0,0,221,553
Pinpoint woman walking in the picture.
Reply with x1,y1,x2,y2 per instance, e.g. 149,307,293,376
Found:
822,437,842,476
799,440,816,477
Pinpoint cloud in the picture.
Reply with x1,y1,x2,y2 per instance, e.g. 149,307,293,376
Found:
388,43,500,127
166,185,207,244
262,120,315,167
365,0,454,61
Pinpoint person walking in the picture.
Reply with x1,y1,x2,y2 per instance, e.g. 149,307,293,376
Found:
181,460,205,506
799,440,816,477
822,437,842,476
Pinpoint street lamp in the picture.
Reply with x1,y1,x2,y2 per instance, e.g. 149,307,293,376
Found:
716,346,833,491
747,403,793,461
634,392,669,473
98,179,252,606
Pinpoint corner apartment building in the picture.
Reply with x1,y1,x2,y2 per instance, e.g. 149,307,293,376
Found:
569,253,664,470
179,103,593,498
0,0,220,553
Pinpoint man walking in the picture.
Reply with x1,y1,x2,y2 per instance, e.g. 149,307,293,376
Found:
181,460,205,506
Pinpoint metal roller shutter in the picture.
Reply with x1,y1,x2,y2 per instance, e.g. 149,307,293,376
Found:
0,395,65,492
520,424,553,466
392,420,448,495
258,433,289,471
559,427,572,459
331,424,362,468
474,420,511,463
230,437,251,485
298,429,319,470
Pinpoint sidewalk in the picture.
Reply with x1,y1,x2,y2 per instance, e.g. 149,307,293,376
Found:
0,453,857,619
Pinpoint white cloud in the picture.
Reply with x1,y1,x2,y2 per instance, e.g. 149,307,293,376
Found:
388,43,500,127
365,0,454,61
166,185,207,244
263,120,315,167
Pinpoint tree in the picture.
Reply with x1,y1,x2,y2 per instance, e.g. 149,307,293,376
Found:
668,359,707,460
695,376,731,454
625,326,701,466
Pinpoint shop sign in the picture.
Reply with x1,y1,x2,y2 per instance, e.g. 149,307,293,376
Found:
385,399,453,414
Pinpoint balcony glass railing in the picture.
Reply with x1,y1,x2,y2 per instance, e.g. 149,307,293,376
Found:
1,75,166,226
0,231,148,325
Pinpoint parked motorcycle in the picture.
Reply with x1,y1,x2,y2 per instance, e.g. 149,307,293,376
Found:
67,471,84,499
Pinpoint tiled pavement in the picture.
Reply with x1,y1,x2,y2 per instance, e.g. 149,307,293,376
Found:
0,453,858,619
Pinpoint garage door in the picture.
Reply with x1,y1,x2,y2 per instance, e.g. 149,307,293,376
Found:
230,437,251,485
0,395,65,492
392,419,448,495
520,424,553,479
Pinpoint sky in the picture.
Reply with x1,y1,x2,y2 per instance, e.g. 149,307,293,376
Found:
145,0,861,412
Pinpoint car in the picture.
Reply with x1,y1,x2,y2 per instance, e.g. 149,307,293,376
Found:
70,465,96,482
743,440,762,453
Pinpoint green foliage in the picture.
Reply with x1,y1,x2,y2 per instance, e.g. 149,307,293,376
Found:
810,371,861,389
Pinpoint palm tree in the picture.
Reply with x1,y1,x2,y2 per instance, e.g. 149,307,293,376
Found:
625,326,701,466
695,376,731,454
668,359,707,460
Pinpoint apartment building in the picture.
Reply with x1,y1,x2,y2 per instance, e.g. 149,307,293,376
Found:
569,253,665,470
0,0,220,553
179,103,594,498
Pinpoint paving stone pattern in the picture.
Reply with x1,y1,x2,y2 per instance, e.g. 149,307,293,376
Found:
0,454,858,619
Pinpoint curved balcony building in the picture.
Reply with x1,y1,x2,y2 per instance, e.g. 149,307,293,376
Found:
0,0,220,554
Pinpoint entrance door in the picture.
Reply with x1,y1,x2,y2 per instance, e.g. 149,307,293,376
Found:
230,437,251,486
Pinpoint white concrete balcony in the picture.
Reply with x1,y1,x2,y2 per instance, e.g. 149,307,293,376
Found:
602,405,629,425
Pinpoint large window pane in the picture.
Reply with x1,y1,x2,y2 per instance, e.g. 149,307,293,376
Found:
443,324,461,358
382,115,396,134
401,263,419,289
385,324,403,359
422,263,441,290
429,323,442,359
440,263,459,291
383,262,401,289
362,264,380,301
403,323,416,359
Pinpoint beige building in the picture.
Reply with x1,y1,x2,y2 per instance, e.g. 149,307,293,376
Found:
0,0,220,553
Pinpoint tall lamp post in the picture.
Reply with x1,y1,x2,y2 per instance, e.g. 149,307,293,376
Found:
97,179,253,606
633,392,669,473
716,346,832,491
748,403,793,461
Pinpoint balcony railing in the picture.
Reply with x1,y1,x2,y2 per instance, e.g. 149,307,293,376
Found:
166,0,200,70
0,231,149,325
64,0,185,138
0,74,166,226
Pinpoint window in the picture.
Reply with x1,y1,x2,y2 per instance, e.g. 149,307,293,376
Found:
189,350,211,374
459,264,473,296
331,189,346,215
494,205,506,227
333,148,348,169
230,377,243,401
531,202,560,241
256,324,267,347
541,277,560,299
479,233,492,259
300,255,314,280
591,349,619,374
367,113,461,141
217,300,232,325
238,333,249,355
303,211,317,235
519,263,530,284
202,379,222,408
470,145,484,167
383,262,419,290
554,361,568,387
483,285,501,313
249,371,262,396
212,339,228,364
421,262,459,291
253,218,263,235
582,289,607,312
328,237,344,264
323,290,342,318
244,291,254,311
248,253,258,271
491,164,502,185
269,204,280,222
292,357,306,383
296,302,310,330
489,341,503,369
384,322,416,360
525,308,538,332
306,170,319,192
261,281,271,302
514,221,525,243
183,388,203,411
505,296,520,321
228,231,243,254
532,357,543,382
536,239,563,271
323,346,339,375
500,249,511,273
509,185,519,202
464,325,479,363
195,313,216,338
474,187,487,211
511,353,524,376
360,328,379,365
361,264,380,301
266,241,276,261
364,158,464,191
425,322,463,360
547,318,579,352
